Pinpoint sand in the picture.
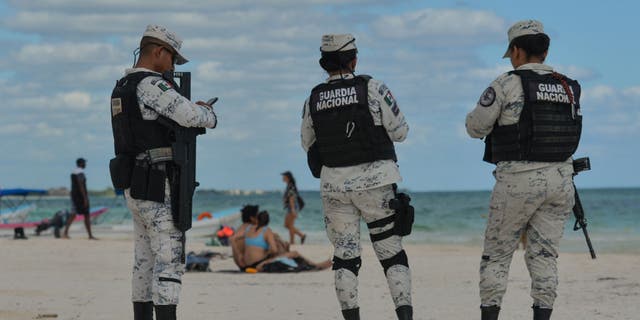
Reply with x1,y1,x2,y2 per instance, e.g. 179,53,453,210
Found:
1,232,639,320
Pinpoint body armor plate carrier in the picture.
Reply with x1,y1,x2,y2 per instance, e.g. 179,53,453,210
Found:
309,75,396,167
484,70,582,163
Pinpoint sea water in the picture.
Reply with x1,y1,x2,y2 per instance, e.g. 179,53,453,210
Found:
20,188,640,254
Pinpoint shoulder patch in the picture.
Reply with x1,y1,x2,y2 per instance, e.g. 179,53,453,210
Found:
378,83,389,96
156,80,173,92
383,91,400,116
479,87,496,107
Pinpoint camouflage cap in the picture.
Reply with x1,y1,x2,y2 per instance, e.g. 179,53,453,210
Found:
142,24,188,65
320,34,357,52
503,20,545,58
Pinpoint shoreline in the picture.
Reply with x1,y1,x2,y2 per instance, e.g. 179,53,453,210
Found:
1,237,638,319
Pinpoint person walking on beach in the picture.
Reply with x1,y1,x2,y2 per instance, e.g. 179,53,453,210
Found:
281,171,306,244
466,20,582,320
301,34,412,320
110,25,217,320
62,158,96,240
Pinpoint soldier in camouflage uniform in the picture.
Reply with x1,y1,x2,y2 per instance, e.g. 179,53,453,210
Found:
466,20,582,320
110,25,216,320
301,34,412,320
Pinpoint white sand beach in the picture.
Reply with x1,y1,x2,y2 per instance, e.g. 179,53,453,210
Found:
1,234,639,320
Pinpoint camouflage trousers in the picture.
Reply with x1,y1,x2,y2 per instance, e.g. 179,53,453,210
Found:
125,181,184,305
480,163,575,308
322,184,412,311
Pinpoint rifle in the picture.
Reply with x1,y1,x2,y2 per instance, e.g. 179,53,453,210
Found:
159,71,206,232
572,157,596,259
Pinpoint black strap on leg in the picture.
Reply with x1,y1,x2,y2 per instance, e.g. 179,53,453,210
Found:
380,250,408,274
370,228,395,242
368,215,396,243
158,277,182,284
332,256,362,276
366,214,395,229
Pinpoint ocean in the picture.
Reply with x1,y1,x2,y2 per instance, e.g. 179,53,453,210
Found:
19,188,640,254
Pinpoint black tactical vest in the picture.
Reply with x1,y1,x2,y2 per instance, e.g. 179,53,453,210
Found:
110,72,172,157
484,70,582,163
309,75,396,167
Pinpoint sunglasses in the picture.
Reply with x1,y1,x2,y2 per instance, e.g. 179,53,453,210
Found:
144,41,177,65
160,46,178,65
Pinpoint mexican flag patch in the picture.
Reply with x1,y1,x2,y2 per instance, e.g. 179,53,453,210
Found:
384,91,395,107
384,91,400,116
157,81,172,92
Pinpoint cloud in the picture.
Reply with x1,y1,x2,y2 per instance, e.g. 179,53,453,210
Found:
580,84,640,135
554,64,599,81
34,122,64,137
371,8,506,46
14,42,122,64
0,123,29,135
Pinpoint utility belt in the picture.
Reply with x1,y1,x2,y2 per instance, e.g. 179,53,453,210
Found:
109,147,174,203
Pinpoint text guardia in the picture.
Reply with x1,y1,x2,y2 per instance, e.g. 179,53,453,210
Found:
536,83,572,104
316,87,359,111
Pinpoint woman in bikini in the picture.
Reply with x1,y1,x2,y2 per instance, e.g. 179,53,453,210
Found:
243,211,331,272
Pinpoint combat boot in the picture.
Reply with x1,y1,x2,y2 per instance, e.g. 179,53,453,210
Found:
395,305,413,319
154,304,176,320
481,305,500,320
533,306,552,320
133,301,153,320
341,307,359,320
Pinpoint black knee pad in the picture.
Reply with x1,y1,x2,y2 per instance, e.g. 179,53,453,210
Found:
332,256,362,276
380,250,409,274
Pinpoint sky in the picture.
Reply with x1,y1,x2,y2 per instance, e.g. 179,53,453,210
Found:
0,0,638,192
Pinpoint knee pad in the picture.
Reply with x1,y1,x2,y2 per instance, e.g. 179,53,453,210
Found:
332,256,362,276
380,250,409,274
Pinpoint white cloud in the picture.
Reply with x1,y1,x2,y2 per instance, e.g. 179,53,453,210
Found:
582,85,615,101
371,8,505,45
189,36,299,55
622,86,640,97
34,122,64,137
467,64,511,82
58,91,92,110
196,61,246,82
14,42,122,64
8,0,375,12
580,84,640,135
554,64,599,81
0,123,29,135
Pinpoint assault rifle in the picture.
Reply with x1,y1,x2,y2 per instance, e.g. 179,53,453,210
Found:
159,71,207,232
572,157,596,259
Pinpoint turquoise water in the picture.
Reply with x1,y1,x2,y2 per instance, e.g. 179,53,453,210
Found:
16,188,640,253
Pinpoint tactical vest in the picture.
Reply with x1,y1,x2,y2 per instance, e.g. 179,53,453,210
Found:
110,71,172,156
110,71,175,203
483,70,582,163
309,75,396,167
